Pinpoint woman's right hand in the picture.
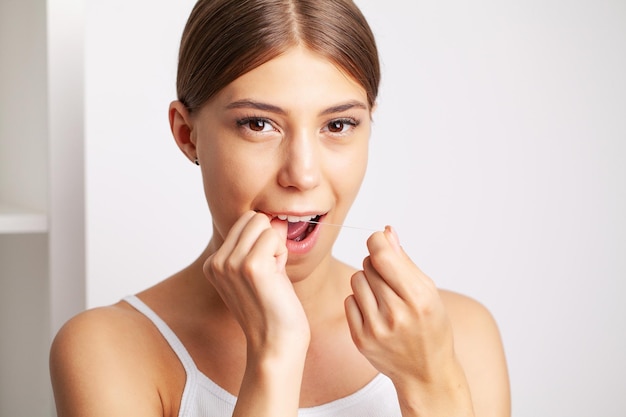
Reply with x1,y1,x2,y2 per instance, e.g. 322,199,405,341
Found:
204,211,310,416
203,210,310,356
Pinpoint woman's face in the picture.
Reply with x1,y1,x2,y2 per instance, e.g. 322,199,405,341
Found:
191,46,371,279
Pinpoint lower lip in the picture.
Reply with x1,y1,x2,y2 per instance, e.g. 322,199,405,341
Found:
285,215,324,255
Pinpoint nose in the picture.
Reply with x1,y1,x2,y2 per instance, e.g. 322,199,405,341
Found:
277,128,321,191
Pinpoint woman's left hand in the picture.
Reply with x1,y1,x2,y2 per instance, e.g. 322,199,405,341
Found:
345,226,474,416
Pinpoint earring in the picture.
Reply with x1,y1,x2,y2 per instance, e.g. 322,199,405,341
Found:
194,158,200,166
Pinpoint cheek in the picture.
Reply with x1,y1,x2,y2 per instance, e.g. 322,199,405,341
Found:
200,148,270,241
330,144,369,200
201,143,273,209
349,155,368,198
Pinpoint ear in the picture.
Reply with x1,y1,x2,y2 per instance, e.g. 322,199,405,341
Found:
169,101,197,164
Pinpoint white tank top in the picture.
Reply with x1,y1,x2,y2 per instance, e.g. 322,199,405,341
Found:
123,295,402,417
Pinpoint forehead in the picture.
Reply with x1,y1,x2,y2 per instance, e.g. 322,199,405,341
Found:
213,46,368,112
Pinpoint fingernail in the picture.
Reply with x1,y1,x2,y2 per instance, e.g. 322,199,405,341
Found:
270,217,288,239
385,225,401,252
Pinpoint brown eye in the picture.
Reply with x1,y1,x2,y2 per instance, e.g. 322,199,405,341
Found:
249,119,267,131
328,120,345,133
237,117,275,133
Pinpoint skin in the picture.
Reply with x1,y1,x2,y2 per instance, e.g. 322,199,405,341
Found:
50,46,510,417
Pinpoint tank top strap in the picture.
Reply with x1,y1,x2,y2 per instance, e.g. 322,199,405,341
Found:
123,295,198,415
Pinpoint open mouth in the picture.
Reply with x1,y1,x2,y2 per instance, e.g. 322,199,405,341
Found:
272,214,322,242
285,214,321,242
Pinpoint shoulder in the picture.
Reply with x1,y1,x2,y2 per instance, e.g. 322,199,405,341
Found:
439,290,511,417
50,301,184,417
52,301,152,345
51,302,157,370
439,290,498,334
438,290,505,371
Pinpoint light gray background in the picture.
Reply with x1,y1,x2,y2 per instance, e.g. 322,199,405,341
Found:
85,0,626,415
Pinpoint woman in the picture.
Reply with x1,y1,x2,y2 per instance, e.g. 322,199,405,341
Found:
50,0,510,416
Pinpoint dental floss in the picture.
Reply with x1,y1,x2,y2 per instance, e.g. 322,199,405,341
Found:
306,220,378,232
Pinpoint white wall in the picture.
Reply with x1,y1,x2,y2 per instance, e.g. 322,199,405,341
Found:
85,1,626,416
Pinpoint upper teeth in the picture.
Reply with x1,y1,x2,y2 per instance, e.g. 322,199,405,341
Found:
276,214,318,223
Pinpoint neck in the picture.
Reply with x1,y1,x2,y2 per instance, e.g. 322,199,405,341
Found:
189,239,354,328
291,255,354,326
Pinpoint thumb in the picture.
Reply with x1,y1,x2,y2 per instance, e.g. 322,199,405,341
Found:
384,225,402,253
270,217,288,241
270,218,288,272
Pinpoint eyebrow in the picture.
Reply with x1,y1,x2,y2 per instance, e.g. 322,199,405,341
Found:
226,100,286,115
320,101,369,115
225,99,368,116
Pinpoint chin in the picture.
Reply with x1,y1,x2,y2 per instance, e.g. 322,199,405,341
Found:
284,250,333,283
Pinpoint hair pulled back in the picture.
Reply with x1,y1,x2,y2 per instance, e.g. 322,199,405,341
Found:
177,0,380,113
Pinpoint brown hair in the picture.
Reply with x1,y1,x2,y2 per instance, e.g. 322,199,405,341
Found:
177,0,380,113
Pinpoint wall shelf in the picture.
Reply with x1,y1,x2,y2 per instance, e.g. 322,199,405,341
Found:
0,0,85,415
0,202,48,234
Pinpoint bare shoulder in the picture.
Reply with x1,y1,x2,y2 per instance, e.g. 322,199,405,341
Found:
50,302,183,417
439,290,498,333
439,290,511,417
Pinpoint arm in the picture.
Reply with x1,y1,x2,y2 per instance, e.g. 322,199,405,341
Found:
50,307,167,417
233,344,308,416
203,211,310,416
443,291,511,417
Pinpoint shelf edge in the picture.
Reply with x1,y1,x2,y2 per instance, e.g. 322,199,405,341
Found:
0,203,48,234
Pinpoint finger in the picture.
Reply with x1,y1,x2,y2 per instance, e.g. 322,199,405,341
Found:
365,231,405,294
366,228,433,300
209,212,273,283
362,256,402,313
269,217,288,241
350,271,379,323
269,219,289,271
246,226,288,275
228,213,275,263
344,294,364,342
205,211,258,279
216,210,258,258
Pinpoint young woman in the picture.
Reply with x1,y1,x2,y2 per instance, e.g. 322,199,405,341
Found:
50,1,510,416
